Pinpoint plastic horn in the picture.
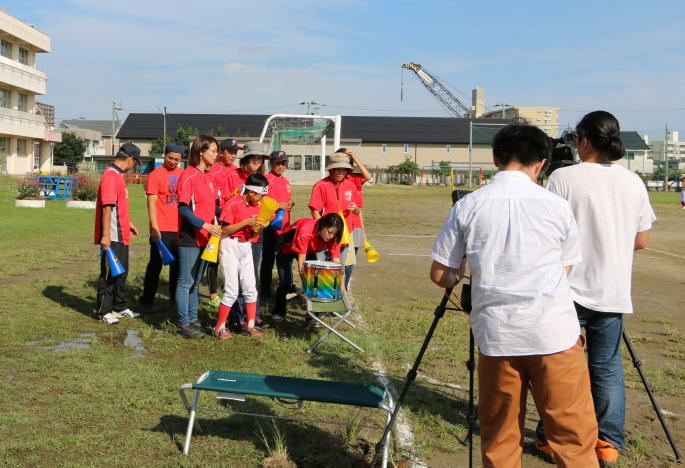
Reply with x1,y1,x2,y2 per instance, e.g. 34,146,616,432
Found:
254,196,279,232
271,209,286,231
364,240,380,263
156,239,175,265
105,248,126,277
201,234,220,263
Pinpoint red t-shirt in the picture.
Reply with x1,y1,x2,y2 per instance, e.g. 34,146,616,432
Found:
146,165,183,233
219,194,261,243
308,177,364,230
280,218,341,258
266,172,292,235
348,173,367,192
177,166,218,247
94,165,131,245
220,168,248,201
210,162,238,209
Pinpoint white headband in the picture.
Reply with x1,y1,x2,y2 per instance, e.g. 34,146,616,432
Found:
241,184,269,195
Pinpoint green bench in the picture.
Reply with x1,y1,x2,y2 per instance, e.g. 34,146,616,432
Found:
179,371,395,467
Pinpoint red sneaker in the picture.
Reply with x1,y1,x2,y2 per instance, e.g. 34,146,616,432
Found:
212,328,232,340
534,439,554,463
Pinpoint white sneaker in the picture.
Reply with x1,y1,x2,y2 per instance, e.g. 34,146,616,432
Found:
101,312,120,324
285,292,299,301
113,309,140,318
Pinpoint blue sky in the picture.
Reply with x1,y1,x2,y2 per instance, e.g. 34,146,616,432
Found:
6,0,685,139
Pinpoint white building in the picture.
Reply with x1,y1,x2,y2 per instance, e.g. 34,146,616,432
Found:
648,130,685,170
0,10,60,175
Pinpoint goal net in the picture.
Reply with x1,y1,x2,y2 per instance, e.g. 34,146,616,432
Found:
259,114,341,179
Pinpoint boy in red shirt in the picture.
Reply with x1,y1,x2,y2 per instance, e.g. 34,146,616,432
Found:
94,143,141,324
308,154,363,288
138,143,184,312
272,214,344,320
213,173,269,339
260,150,292,297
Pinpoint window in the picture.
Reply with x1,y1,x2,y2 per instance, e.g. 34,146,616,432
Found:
1,40,12,58
291,155,302,170
304,155,320,171
545,111,552,117
17,139,27,156
446,144,452,154
18,47,29,65
403,144,409,154
0,89,10,108
381,144,387,153
625,152,635,160
544,119,552,125
18,93,28,112
544,128,551,135
0,137,8,174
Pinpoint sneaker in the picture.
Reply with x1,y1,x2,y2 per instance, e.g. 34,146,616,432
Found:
595,440,619,465
212,327,232,340
208,296,221,307
254,319,270,330
179,326,204,339
533,439,554,463
190,320,202,331
101,312,120,325
113,308,140,318
244,326,263,337
271,314,285,322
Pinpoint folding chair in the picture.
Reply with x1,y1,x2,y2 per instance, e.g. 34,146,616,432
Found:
306,292,363,353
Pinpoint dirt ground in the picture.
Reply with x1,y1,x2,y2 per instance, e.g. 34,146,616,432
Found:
350,187,684,467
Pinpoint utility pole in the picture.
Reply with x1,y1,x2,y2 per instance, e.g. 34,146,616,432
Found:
300,100,322,115
493,102,509,118
111,101,122,155
664,124,669,192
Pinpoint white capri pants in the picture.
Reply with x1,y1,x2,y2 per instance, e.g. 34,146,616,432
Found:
219,237,258,307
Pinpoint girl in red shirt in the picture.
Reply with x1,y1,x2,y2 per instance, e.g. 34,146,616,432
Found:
175,135,222,339
272,213,344,320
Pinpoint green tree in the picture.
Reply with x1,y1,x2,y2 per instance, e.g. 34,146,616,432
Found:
149,136,172,156
436,161,452,177
394,157,419,185
54,132,87,165
149,126,198,156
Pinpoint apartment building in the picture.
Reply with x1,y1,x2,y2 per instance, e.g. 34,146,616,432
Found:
648,130,685,170
0,10,60,175
480,105,559,137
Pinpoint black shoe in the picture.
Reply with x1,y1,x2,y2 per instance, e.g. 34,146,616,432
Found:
179,326,204,339
190,320,203,331
254,319,270,330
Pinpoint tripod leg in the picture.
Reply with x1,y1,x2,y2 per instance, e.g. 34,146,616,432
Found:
371,289,453,467
623,330,682,462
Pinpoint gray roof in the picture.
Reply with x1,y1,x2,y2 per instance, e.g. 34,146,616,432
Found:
620,131,649,150
61,119,116,136
117,113,510,144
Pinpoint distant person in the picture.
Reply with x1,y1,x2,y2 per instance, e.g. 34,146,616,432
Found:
536,111,656,464
206,138,242,308
336,148,372,268
430,124,598,467
94,143,142,324
175,135,222,339
138,143,184,312
680,176,685,209
213,173,269,338
260,150,293,298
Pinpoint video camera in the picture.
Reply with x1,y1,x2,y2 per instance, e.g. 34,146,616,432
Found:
545,131,578,176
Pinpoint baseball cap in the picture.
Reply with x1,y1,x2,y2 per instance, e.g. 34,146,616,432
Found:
219,138,240,151
119,143,141,160
270,150,288,163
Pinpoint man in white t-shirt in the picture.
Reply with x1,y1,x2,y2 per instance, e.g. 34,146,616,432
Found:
536,111,656,464
430,124,598,468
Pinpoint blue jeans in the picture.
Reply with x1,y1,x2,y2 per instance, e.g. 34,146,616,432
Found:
175,246,202,328
537,303,625,449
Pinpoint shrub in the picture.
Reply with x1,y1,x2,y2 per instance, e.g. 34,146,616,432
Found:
73,173,98,201
16,176,42,200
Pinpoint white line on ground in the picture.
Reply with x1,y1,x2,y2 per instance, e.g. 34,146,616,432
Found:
645,248,685,260
376,234,435,238
386,253,431,257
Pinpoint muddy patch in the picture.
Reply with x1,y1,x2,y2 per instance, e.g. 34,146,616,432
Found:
123,329,145,359
44,333,96,352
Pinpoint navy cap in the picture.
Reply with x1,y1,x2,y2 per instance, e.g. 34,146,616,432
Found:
118,143,140,160
164,143,185,155
219,138,240,151
270,150,288,163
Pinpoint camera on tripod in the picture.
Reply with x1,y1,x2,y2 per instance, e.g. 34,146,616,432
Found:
545,131,578,176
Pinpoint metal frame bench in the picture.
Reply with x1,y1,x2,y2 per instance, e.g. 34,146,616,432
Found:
179,370,395,467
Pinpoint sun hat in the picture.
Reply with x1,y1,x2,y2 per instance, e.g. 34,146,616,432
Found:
325,154,353,171
241,141,269,161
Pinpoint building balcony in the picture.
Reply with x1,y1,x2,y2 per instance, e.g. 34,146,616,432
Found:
0,55,47,95
0,106,48,139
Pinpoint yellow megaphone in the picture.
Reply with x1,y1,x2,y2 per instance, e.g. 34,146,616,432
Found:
254,196,279,232
201,234,220,263
339,211,352,245
364,240,380,263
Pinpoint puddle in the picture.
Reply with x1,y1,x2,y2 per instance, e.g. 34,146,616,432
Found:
45,333,96,352
123,329,145,359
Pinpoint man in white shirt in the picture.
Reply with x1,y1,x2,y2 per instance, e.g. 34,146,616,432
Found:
536,111,656,464
430,124,598,468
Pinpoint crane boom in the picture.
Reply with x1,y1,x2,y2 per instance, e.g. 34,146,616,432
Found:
401,62,472,118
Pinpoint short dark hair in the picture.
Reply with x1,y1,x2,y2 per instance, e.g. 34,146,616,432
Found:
492,124,551,167
245,173,268,189
576,111,625,161
188,135,218,167
315,213,344,244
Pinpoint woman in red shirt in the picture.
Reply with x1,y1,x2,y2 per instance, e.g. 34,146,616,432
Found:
272,213,344,320
175,135,222,339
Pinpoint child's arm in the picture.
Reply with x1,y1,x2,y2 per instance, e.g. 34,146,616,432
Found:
221,216,259,236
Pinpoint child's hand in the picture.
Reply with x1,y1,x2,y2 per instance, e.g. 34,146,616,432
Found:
243,215,259,228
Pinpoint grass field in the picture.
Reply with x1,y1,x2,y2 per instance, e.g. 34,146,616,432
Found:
0,176,683,467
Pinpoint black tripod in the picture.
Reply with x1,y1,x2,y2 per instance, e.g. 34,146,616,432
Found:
372,286,477,467
623,329,682,462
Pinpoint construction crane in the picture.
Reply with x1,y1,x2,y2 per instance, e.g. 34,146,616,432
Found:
401,62,473,118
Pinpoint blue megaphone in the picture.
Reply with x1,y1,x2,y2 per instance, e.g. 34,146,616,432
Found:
271,209,286,231
156,239,175,265
105,248,126,277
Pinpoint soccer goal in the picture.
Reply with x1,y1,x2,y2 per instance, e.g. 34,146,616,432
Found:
259,114,342,180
